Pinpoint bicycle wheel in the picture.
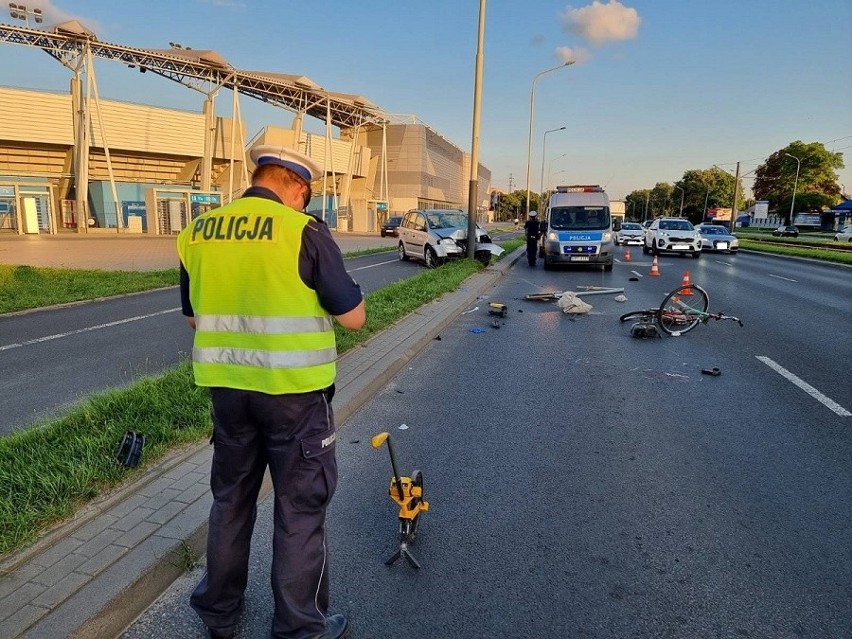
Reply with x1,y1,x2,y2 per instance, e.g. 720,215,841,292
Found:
657,285,709,335
620,310,658,323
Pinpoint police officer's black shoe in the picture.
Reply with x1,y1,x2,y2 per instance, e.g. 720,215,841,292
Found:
208,630,234,639
311,614,349,639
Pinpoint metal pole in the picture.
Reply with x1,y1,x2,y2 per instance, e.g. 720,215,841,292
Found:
643,191,649,222
525,62,573,219
675,185,684,217
702,189,710,222
729,161,741,234
539,126,565,206
784,152,801,226
466,0,486,259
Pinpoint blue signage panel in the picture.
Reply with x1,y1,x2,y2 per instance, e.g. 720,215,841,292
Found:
0,201,9,214
190,193,221,204
0,186,15,197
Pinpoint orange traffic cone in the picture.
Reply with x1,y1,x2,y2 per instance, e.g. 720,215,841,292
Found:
624,246,632,262
680,271,693,294
649,255,660,276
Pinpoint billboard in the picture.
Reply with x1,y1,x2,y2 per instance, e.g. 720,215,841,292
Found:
754,201,769,219
707,207,732,221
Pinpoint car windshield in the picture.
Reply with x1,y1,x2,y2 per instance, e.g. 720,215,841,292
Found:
659,220,693,231
701,226,726,235
427,213,467,229
387,216,402,224
621,223,642,230
549,206,610,230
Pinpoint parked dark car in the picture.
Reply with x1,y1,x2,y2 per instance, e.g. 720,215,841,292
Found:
772,225,799,238
380,215,403,237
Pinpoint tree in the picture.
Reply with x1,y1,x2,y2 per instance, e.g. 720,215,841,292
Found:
753,141,844,222
674,168,743,224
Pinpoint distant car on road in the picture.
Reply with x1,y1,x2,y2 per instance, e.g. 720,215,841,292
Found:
772,225,799,238
696,224,739,253
833,225,852,242
380,215,402,237
616,222,644,245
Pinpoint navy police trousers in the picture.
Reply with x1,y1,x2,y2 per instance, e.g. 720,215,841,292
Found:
190,386,338,639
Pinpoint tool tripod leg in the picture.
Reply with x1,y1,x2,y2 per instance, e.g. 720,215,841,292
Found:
385,541,421,569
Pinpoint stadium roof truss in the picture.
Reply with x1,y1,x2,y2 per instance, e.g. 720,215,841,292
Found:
0,21,388,130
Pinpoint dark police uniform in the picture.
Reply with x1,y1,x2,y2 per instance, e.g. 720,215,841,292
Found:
178,185,362,639
524,215,541,266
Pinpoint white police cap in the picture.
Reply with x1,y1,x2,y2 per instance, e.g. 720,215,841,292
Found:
529,210,537,217
249,145,322,183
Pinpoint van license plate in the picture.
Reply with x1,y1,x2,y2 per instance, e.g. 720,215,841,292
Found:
671,243,689,250
571,256,590,262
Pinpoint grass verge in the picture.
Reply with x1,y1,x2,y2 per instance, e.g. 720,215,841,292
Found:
0,258,484,556
0,265,179,314
737,239,852,265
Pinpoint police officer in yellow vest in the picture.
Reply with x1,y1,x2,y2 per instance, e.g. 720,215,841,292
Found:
178,144,366,639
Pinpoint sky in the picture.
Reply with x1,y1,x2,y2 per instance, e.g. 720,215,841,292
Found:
1,0,851,201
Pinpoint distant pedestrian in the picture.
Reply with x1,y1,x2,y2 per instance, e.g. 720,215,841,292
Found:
525,210,541,266
514,217,520,231
177,144,365,639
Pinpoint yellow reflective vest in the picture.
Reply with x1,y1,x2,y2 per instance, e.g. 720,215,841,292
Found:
177,197,336,394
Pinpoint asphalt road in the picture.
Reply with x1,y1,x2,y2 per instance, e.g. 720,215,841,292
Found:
121,252,852,639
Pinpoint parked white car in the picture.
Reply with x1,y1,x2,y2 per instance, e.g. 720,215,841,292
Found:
616,222,645,245
643,217,701,258
833,225,852,242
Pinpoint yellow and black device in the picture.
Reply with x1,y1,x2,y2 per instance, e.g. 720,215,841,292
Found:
371,431,429,569
488,302,508,317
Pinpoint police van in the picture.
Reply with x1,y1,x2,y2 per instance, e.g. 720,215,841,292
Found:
539,184,614,270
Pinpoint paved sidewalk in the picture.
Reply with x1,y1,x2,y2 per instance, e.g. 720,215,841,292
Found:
0,243,524,639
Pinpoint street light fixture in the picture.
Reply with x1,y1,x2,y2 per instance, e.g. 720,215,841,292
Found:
784,152,801,226
539,126,565,203
525,61,574,217
8,3,43,24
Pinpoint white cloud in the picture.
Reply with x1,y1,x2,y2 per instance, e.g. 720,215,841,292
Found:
555,46,592,65
560,1,641,45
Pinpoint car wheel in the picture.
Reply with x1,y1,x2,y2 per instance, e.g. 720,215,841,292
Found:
398,242,409,261
424,246,441,268
381,230,386,237
692,251,701,258
543,255,552,271
642,243,650,254
538,245,545,258
604,261,613,272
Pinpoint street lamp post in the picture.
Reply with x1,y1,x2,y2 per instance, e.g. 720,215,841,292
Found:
525,61,574,218
675,185,685,217
547,154,567,193
539,126,565,207
466,0,486,258
784,152,801,226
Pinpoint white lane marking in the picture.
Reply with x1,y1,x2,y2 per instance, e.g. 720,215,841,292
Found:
756,356,851,417
715,260,733,266
768,274,798,282
630,270,643,278
0,308,181,352
347,258,398,272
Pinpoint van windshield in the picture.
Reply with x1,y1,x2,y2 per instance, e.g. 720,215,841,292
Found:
549,206,610,231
